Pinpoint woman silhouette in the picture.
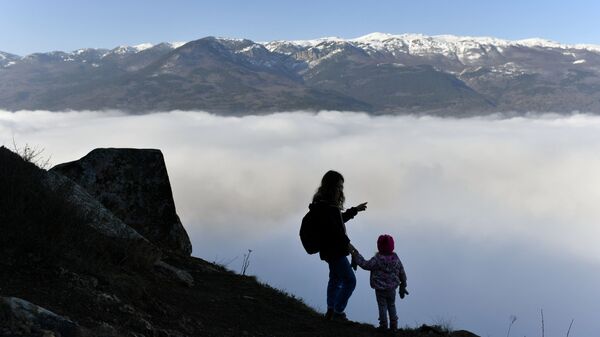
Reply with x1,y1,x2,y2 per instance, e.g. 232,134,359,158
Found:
310,170,367,321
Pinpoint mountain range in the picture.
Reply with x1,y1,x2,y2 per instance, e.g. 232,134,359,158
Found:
3,33,600,115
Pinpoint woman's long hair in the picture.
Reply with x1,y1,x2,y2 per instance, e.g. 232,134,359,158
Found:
312,170,345,209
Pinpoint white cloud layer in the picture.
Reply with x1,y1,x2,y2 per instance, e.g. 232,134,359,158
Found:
2,110,600,336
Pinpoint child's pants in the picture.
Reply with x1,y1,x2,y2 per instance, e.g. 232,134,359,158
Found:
375,288,398,328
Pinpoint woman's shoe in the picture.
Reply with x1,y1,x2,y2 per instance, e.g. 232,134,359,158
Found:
332,312,349,322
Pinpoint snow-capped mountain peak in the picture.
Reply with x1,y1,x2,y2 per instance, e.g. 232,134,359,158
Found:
132,43,154,52
352,32,414,42
168,41,187,49
514,38,563,48
282,36,345,47
0,51,20,67
270,32,600,56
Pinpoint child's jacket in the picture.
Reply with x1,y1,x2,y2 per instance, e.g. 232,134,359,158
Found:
353,252,407,290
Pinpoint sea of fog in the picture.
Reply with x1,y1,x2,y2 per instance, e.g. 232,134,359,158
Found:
2,110,600,337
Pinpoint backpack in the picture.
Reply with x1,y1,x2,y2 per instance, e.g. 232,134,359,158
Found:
300,210,322,254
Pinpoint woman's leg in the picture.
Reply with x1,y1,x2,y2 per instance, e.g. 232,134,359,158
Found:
327,256,356,313
326,260,342,311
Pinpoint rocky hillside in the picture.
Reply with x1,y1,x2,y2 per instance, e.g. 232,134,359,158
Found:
0,146,479,337
2,33,600,115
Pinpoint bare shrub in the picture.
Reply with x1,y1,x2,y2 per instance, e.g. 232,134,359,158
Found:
241,249,253,275
11,137,52,169
506,314,517,337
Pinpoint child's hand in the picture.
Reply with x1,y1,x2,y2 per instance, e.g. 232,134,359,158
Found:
399,286,409,299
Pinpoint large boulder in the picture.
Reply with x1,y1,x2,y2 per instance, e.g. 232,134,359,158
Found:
44,170,162,266
51,148,192,255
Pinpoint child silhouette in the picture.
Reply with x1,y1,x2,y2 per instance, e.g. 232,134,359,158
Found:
350,235,408,331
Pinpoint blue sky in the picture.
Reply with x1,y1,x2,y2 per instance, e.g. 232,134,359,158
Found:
2,0,599,55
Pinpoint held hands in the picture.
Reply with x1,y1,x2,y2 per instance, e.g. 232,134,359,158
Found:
348,243,358,255
348,243,359,270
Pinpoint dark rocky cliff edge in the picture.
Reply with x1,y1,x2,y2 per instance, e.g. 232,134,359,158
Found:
0,146,479,337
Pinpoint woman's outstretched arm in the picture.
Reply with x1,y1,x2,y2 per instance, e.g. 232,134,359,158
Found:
342,202,368,222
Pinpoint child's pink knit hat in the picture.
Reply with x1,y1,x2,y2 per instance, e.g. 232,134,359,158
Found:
377,234,394,255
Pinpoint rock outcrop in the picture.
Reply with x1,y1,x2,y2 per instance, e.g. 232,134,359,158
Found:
0,296,80,337
51,148,192,255
0,146,160,267
44,170,162,265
